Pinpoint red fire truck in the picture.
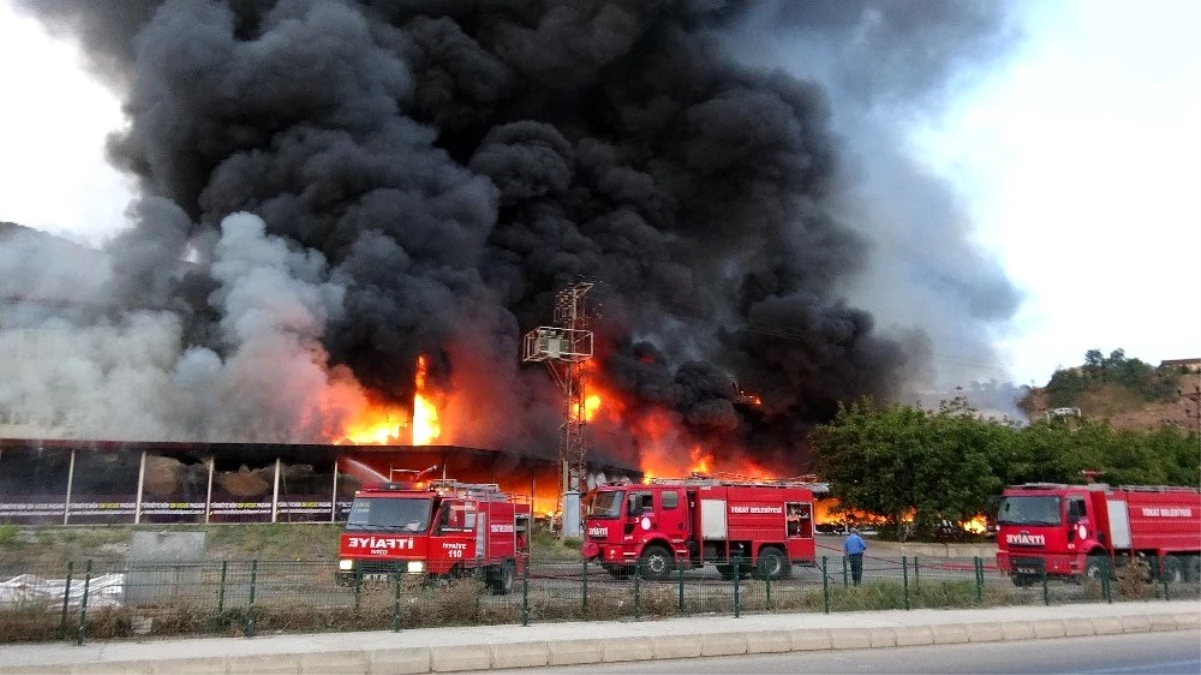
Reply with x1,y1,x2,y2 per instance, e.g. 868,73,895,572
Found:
995,482,1201,586
337,478,531,594
579,475,826,581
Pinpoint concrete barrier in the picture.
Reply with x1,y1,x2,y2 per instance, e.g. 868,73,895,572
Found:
601,637,654,663
299,650,370,674
547,640,604,667
3,608,1198,675
431,645,491,672
931,623,970,644
652,635,703,660
746,630,793,654
490,642,549,669
894,626,934,647
829,627,873,650
368,647,431,675
699,632,748,657
789,628,832,651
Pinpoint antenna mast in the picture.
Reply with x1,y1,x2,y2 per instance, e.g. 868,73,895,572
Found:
522,282,595,538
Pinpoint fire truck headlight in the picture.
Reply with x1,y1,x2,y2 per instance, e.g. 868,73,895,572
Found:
339,559,354,571
407,561,425,573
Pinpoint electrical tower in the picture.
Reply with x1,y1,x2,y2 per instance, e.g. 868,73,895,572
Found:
522,282,595,538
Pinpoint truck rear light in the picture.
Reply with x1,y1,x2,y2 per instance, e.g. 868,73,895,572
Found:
339,559,354,571
407,561,425,573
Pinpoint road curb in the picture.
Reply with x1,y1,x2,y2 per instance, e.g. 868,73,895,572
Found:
2,610,1197,674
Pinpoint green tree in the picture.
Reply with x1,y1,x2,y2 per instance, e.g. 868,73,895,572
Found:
812,397,1009,539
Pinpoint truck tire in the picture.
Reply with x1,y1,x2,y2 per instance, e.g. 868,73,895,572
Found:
1085,555,1109,581
489,561,515,595
1011,574,1036,588
755,547,790,580
639,545,673,581
1162,556,1184,584
716,564,751,581
1187,556,1201,582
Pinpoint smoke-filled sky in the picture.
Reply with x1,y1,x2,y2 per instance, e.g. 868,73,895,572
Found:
0,1,1197,466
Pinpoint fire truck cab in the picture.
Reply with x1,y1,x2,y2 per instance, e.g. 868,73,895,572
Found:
337,479,531,594
580,475,826,581
996,482,1201,586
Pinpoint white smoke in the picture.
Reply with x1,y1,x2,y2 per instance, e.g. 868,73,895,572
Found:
0,213,372,441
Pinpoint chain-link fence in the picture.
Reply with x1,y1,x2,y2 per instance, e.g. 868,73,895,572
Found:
2,553,1197,644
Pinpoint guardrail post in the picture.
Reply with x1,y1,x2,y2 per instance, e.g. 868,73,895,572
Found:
634,561,642,621
677,563,685,613
245,560,258,638
902,555,910,610
521,555,530,627
75,560,92,646
392,571,402,632
58,561,73,638
217,560,228,613
821,556,830,614
733,558,741,618
581,558,588,612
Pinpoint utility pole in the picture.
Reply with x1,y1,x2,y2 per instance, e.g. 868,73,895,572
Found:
522,282,595,538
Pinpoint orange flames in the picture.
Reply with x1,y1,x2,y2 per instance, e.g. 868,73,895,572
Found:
337,356,441,445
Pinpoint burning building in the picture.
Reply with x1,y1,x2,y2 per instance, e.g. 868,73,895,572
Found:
2,3,1021,492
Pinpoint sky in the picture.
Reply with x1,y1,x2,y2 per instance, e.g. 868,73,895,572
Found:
0,0,1197,389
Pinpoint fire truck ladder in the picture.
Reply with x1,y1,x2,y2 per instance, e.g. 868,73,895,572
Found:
649,473,830,494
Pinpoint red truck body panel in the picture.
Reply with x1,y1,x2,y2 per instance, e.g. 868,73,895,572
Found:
581,476,822,578
996,483,1200,580
337,480,530,581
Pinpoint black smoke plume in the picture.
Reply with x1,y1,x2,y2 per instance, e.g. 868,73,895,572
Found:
6,0,1022,470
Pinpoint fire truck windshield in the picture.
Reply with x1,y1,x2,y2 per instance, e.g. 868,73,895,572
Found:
346,497,433,532
997,495,1062,526
588,490,624,519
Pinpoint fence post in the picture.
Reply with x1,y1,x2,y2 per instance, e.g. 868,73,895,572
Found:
677,563,685,613
842,556,848,588
245,560,258,638
901,555,910,610
765,570,773,611
581,558,588,612
733,558,741,618
353,567,363,616
58,561,74,638
913,556,920,591
974,557,983,603
217,560,228,614
821,556,830,614
75,560,92,646
1102,559,1113,604
634,561,642,621
392,571,402,632
521,555,530,627
1041,564,1050,606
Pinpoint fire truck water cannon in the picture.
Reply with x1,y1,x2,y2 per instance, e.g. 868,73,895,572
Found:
581,474,827,582
995,481,1201,586
337,476,531,595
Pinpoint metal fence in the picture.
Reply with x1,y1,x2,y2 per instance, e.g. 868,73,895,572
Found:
2,553,1197,644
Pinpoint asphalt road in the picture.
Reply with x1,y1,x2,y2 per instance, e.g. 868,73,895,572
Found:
475,631,1201,675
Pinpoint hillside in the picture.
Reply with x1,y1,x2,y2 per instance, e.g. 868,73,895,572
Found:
1021,368,1200,435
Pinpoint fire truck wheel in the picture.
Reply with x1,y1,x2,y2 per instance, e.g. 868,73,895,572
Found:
1011,574,1036,588
1162,556,1184,584
1084,555,1109,581
755,548,790,580
1187,556,1201,582
639,545,673,581
489,561,515,595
